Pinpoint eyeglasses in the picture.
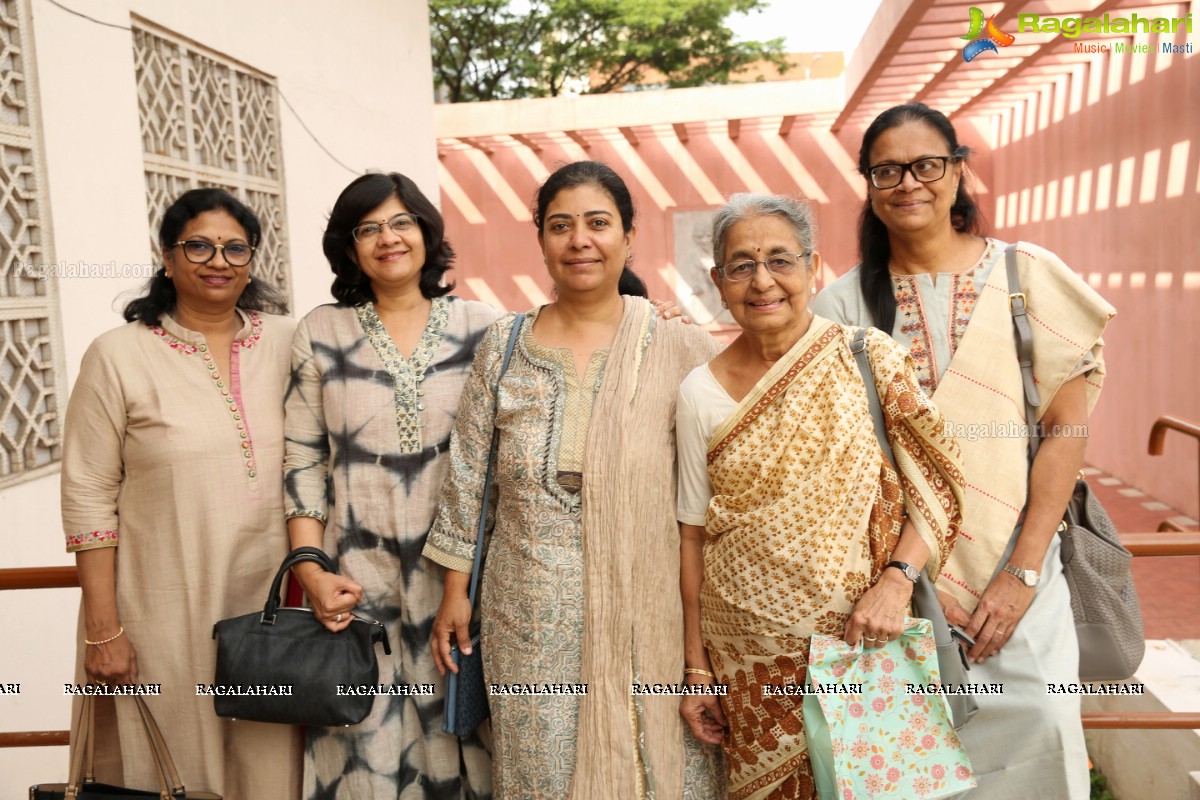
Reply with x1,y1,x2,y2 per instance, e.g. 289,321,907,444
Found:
865,156,959,190
173,240,255,267
352,213,420,243
717,252,810,283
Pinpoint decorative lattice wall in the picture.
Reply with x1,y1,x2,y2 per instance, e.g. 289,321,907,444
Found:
133,22,290,298
0,0,64,484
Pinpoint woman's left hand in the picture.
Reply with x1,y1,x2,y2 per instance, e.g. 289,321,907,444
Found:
843,571,913,649
962,572,1036,662
650,298,692,324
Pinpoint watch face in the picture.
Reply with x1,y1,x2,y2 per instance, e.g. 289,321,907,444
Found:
904,564,919,581
1023,571,1038,587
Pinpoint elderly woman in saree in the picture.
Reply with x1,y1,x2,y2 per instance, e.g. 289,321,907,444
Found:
426,160,724,799
812,102,1115,799
676,193,966,800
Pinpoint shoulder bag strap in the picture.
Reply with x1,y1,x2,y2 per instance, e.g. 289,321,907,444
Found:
467,313,525,608
1005,243,1041,460
850,328,895,470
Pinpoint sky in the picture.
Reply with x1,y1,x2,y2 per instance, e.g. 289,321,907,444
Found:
726,0,884,54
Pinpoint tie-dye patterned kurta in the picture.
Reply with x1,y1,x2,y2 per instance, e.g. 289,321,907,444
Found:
284,296,501,799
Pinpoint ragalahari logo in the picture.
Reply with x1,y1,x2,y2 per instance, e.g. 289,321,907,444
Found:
962,7,1015,61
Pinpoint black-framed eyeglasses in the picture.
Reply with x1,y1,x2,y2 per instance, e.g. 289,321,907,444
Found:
865,156,959,190
717,252,810,283
352,213,420,243
173,240,255,267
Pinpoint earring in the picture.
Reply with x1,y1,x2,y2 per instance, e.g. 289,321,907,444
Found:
721,298,728,309
247,275,253,284
952,187,959,205
810,286,816,296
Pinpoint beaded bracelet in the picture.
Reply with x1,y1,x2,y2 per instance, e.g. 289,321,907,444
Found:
84,627,125,646
683,667,715,680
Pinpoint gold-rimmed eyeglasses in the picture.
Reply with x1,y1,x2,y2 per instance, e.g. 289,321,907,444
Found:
352,213,420,243
717,252,810,283
173,240,255,267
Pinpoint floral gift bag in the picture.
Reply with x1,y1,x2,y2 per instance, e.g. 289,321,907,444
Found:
802,617,976,800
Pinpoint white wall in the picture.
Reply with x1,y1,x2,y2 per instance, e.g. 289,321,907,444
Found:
0,0,438,791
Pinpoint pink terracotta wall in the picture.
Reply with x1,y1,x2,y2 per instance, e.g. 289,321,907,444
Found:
977,37,1200,517
437,39,1198,518
437,119,872,315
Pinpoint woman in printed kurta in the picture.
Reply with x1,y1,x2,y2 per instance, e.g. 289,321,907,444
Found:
284,173,496,799
675,194,965,799
61,188,300,798
426,161,725,799
811,102,1115,800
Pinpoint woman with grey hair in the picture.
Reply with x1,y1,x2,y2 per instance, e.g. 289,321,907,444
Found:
675,193,966,798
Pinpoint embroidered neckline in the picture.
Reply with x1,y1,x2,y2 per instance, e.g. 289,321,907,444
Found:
356,297,450,455
149,311,264,355
145,312,263,479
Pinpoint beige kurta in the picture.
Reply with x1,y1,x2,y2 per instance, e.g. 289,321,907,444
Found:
60,310,301,798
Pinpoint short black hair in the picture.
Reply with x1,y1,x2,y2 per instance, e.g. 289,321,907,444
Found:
323,172,454,305
123,187,287,325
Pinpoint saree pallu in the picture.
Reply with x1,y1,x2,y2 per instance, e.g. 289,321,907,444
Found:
702,319,964,800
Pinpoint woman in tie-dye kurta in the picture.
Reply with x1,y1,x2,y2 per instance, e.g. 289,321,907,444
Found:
284,173,497,799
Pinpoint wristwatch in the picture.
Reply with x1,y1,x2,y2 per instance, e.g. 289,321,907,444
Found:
885,561,920,582
1003,563,1040,587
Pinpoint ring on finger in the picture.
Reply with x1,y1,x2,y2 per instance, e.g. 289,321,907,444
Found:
864,636,878,642
336,613,343,622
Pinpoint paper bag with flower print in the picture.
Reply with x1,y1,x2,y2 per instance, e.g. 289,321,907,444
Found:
802,617,976,800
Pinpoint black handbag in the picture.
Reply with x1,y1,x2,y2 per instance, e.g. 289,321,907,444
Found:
210,546,391,727
443,313,524,736
1004,244,1144,682
31,695,221,799
850,327,978,729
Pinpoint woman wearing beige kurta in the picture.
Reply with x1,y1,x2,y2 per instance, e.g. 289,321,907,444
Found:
60,189,300,797
426,161,724,799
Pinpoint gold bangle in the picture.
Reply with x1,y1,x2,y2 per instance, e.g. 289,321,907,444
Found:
683,667,715,680
84,627,124,646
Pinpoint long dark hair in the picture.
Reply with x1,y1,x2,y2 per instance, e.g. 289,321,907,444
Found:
123,188,288,325
857,103,984,332
532,160,648,298
323,172,454,305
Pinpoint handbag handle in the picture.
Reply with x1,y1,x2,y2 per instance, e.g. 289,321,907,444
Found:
261,546,335,623
849,328,973,660
466,314,525,609
1004,243,1042,462
68,695,189,798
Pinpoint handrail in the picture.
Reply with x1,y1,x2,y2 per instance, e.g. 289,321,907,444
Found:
1148,415,1200,517
1082,713,1200,730
0,566,78,591
1121,532,1200,557
0,731,68,747
2,531,1200,748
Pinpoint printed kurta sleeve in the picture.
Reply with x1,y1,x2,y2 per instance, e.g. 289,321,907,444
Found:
869,329,966,577
675,379,713,526
423,318,511,574
61,339,127,552
283,316,330,523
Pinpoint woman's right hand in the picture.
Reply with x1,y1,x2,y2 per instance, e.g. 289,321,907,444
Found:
680,690,727,745
299,568,363,633
84,630,138,686
431,575,474,677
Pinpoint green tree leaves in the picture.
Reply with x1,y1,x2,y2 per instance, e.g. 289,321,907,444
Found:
430,0,787,102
